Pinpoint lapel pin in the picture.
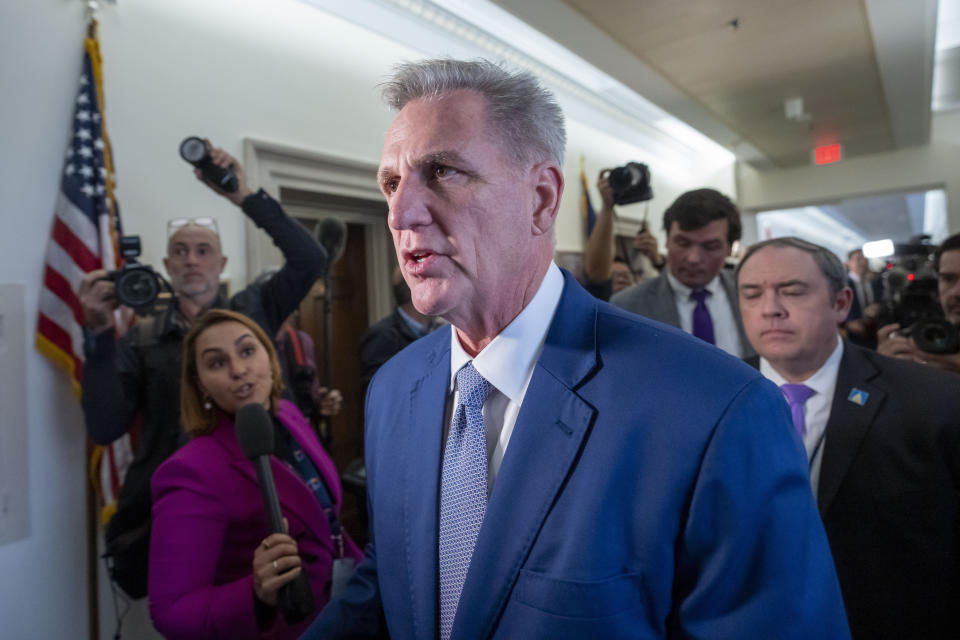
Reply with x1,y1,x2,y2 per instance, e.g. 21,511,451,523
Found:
847,388,869,406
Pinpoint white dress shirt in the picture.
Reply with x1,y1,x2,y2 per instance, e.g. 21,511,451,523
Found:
447,262,564,494
665,270,743,357
760,337,844,495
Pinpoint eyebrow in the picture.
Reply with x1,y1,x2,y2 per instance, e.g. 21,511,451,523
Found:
739,279,809,289
199,333,254,357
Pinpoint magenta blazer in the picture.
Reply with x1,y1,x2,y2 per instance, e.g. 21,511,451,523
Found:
149,399,362,640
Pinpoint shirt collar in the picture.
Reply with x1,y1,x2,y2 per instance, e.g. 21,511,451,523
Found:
760,335,844,395
449,262,564,402
665,269,720,299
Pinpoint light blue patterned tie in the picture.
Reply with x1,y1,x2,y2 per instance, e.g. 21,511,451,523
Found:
439,362,493,640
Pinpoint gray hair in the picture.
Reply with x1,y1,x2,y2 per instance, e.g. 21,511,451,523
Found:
736,237,848,296
382,58,566,168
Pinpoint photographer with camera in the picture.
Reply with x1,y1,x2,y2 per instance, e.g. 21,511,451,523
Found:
877,232,960,373
76,140,327,601
611,188,754,358
582,166,661,301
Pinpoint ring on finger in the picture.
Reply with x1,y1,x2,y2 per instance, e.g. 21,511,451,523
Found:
273,559,279,572
262,540,270,550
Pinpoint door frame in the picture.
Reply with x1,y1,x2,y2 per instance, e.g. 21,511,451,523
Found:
242,138,393,323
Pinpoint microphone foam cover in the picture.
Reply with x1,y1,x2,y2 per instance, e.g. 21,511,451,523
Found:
235,403,275,460
316,217,348,266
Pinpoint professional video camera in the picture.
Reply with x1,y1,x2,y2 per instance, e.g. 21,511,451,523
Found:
608,162,653,206
100,236,170,310
877,235,959,354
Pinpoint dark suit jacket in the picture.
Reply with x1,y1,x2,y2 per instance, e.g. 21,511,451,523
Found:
610,269,755,358
358,307,424,396
750,343,960,639
306,271,848,639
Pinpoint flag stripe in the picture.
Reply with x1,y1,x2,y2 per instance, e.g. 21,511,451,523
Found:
43,265,84,326
52,216,100,273
37,313,83,376
54,191,100,256
45,240,88,295
38,289,85,359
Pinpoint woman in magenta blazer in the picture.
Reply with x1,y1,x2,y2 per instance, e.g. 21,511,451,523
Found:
148,309,361,640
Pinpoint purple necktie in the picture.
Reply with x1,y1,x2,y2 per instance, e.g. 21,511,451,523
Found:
780,383,816,438
690,289,715,345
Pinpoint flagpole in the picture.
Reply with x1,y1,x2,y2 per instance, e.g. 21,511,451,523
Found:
84,4,102,638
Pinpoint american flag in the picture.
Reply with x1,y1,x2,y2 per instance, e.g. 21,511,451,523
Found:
35,28,134,524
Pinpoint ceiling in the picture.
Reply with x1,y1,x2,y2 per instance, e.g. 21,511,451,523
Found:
493,0,942,170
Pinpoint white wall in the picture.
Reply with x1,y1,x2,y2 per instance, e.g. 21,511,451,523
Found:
738,110,960,234
0,1,735,637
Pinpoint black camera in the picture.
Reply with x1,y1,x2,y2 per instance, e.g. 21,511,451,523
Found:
100,236,168,310
179,136,238,193
877,236,959,354
608,162,653,206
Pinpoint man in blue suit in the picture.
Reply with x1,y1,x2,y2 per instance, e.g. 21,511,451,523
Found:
305,58,848,639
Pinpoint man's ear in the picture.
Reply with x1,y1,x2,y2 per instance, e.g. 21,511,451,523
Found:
834,286,854,318
530,162,564,237
219,255,228,273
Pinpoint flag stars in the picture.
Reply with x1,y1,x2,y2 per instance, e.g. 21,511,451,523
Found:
65,163,76,176
76,128,92,141
80,74,89,86
92,113,101,124
98,167,108,179
78,146,93,158
79,165,94,179
77,92,90,105
81,184,95,197
76,110,91,122
94,138,105,150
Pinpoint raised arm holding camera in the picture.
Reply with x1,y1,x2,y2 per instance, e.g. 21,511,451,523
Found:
76,140,327,600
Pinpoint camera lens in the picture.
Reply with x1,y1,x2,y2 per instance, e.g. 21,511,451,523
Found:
116,269,159,309
179,137,208,164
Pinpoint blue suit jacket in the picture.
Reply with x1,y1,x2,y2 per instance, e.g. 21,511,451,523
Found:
306,272,848,639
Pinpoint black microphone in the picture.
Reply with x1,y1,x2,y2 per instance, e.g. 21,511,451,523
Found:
316,217,348,267
235,403,315,624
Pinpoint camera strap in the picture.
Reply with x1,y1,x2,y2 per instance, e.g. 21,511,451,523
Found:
284,325,306,366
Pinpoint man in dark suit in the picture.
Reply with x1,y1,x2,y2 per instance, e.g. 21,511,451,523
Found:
611,188,754,357
305,59,848,640
358,266,436,397
737,236,960,639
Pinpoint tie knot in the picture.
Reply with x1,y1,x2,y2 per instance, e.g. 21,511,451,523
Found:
456,362,492,409
780,383,815,406
690,289,711,303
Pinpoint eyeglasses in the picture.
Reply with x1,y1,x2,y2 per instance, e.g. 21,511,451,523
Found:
167,217,219,237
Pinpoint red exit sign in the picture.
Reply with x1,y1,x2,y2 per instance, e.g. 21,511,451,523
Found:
813,143,843,165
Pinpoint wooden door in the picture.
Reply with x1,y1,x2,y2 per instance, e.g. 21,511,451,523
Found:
292,219,369,539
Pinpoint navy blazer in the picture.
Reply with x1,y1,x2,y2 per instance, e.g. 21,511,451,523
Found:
306,271,848,639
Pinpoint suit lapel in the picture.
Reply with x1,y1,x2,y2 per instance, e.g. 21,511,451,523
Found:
817,343,885,515
402,331,451,640
653,273,683,327
720,270,755,358
451,274,599,640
